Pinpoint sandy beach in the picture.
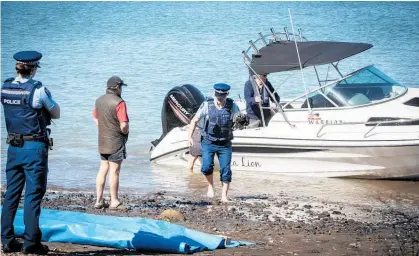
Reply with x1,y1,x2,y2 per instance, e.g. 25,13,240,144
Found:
1,181,418,256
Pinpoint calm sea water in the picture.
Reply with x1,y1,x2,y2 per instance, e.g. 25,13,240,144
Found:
1,2,419,206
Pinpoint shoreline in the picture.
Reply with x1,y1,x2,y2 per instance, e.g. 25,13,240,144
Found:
1,184,418,255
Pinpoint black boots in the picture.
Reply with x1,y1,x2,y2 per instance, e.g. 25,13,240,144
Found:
2,239,23,253
22,243,50,255
2,239,49,254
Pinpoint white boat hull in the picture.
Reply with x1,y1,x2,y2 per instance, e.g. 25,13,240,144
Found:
150,85,419,180
151,134,419,179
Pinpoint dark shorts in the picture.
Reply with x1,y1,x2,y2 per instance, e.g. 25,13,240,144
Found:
189,128,202,157
100,145,126,162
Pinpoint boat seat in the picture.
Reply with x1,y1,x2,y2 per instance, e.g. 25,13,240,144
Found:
347,93,371,106
301,94,336,108
365,87,385,101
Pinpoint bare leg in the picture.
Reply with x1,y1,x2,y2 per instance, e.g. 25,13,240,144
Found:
205,173,214,198
221,182,230,203
187,156,198,173
109,160,122,207
96,160,109,204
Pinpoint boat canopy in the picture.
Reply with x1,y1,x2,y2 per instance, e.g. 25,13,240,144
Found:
249,41,373,74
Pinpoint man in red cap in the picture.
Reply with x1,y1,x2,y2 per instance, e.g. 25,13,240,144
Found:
92,76,129,210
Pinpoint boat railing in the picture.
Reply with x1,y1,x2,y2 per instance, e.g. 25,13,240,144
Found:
244,28,308,55
316,118,419,138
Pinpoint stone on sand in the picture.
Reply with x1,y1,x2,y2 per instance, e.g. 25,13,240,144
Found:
159,209,185,222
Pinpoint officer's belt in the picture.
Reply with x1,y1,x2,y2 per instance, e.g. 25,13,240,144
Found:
203,138,231,146
7,133,46,142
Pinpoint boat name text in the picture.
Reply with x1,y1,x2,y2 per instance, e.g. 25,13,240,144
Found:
232,157,262,168
308,119,343,125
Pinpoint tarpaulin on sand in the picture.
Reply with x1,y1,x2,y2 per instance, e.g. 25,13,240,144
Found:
1,207,249,254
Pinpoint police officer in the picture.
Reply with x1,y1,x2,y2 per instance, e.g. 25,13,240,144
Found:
188,83,240,203
1,51,60,254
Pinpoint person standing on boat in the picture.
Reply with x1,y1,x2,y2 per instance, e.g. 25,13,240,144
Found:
93,76,129,210
244,73,280,127
188,83,240,203
1,51,60,254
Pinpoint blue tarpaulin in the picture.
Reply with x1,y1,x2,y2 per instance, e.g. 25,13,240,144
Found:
0,206,250,254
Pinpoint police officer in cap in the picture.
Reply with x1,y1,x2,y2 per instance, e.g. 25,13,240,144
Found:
1,51,60,254
188,83,240,203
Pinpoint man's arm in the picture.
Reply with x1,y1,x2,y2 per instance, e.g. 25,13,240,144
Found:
244,80,257,105
188,116,199,147
116,102,129,134
92,107,99,128
120,122,129,134
188,102,205,146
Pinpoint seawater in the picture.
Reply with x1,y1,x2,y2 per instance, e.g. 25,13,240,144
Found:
1,2,419,207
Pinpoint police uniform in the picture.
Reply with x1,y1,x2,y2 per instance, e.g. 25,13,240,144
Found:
194,83,240,183
1,51,55,254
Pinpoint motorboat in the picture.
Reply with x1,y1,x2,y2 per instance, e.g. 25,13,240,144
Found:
150,27,419,180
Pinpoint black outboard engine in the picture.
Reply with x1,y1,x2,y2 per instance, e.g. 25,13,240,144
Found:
151,84,205,147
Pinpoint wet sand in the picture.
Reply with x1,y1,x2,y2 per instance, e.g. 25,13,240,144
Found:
1,180,418,256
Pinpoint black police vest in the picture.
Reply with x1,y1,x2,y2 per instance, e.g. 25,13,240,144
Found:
203,98,234,142
1,78,51,136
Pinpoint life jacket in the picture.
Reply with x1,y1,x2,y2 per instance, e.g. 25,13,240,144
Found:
203,98,234,142
1,78,51,136
95,91,126,154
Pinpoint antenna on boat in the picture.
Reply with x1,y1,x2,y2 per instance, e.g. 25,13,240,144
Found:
284,27,290,41
242,50,252,62
298,29,303,41
259,32,268,46
270,27,278,42
249,40,259,53
288,8,311,111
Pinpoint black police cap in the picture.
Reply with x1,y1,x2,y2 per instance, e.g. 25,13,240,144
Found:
13,51,42,67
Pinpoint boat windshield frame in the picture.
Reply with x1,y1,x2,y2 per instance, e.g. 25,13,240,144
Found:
282,65,408,111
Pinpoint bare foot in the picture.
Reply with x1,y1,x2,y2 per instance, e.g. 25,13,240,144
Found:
187,168,193,174
207,187,214,198
221,197,229,203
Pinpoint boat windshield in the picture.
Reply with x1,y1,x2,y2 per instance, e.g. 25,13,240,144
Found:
297,66,407,109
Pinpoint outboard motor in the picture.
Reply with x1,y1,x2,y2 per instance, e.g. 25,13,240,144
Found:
151,84,205,147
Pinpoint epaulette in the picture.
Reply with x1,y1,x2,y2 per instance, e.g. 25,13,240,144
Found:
28,79,43,88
